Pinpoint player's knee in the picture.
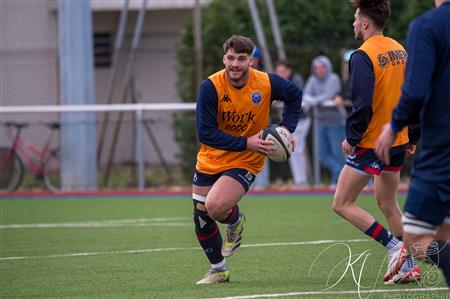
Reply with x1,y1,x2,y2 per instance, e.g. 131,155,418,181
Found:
205,200,224,221
436,224,450,242
331,198,346,217
193,201,216,235
376,199,395,213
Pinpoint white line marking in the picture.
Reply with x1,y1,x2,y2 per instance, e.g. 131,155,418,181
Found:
0,217,190,229
205,287,449,299
0,239,369,261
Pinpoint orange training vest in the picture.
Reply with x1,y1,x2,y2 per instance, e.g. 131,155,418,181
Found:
357,35,409,148
196,68,272,175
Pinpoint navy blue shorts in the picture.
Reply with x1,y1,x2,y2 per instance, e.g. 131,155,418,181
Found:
346,145,406,175
402,177,450,234
193,168,256,192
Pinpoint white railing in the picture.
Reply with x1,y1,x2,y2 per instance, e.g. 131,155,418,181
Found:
1,103,196,190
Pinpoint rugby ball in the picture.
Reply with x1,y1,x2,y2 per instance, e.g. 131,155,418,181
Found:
260,124,293,162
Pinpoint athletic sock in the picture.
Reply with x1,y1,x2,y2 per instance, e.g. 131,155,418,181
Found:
219,205,240,225
400,255,417,272
211,259,228,272
426,240,450,287
364,221,401,250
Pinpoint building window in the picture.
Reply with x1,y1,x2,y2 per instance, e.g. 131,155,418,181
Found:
94,33,112,68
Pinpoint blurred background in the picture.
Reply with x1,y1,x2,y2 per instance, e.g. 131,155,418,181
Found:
0,0,432,192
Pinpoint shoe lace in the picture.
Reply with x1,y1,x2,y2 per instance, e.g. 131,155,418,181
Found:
226,222,239,242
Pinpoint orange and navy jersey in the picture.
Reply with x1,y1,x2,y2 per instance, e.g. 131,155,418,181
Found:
346,35,409,148
195,68,302,175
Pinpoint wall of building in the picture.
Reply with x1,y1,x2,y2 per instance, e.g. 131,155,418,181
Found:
93,9,191,167
1,1,194,168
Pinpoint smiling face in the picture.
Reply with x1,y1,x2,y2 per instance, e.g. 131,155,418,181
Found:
223,48,253,88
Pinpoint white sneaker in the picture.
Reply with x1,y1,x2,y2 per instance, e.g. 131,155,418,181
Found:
196,268,230,285
222,214,246,257
384,246,408,282
384,266,422,285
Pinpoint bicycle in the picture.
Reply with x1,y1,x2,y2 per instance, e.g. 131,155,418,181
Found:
0,122,61,193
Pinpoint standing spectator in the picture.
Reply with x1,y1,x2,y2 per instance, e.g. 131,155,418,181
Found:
303,55,344,187
275,60,309,188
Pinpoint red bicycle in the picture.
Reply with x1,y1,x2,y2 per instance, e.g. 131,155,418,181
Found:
0,122,61,193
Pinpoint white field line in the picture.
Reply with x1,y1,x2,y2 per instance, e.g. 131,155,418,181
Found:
0,239,369,261
0,217,190,229
206,287,449,299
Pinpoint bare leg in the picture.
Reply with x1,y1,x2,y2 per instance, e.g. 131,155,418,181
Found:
205,175,246,221
374,171,403,237
436,223,450,242
332,165,374,231
403,232,435,262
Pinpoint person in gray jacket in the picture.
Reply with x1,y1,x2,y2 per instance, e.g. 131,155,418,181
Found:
303,55,345,187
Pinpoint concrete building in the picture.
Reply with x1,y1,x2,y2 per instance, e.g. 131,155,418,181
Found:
1,0,207,167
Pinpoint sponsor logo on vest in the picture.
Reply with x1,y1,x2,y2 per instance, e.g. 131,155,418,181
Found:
221,94,231,103
221,111,256,132
251,92,262,104
377,50,407,69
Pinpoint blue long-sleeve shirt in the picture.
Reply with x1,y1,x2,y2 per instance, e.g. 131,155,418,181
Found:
346,50,375,146
391,3,450,187
196,73,302,151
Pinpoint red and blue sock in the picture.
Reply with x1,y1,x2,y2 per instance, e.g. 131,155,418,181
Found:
219,205,240,225
364,221,401,250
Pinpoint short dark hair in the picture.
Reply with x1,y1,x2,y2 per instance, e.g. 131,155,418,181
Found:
223,35,254,55
352,0,391,30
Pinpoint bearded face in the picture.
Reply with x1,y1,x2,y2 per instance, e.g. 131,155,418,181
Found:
223,49,253,87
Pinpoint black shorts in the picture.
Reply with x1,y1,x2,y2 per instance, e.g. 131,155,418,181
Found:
193,168,256,192
346,145,406,176
403,177,450,234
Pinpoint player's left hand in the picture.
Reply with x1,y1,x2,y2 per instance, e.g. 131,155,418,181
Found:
341,139,354,156
375,124,397,165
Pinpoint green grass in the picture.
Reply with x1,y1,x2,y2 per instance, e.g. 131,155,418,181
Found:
0,195,447,298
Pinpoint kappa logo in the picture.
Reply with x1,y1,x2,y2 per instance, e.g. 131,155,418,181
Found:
370,162,381,170
221,94,232,103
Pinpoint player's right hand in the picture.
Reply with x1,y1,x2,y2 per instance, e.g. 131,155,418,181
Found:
247,132,277,155
341,139,355,156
